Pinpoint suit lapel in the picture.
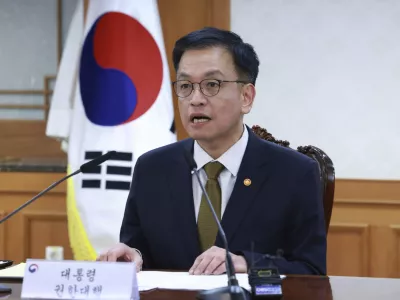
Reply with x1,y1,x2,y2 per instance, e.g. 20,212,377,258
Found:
218,130,271,246
168,140,200,258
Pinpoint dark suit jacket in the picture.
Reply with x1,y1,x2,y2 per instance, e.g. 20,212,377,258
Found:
120,126,327,275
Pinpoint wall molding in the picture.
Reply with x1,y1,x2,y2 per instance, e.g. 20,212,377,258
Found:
335,179,400,201
330,223,371,276
22,212,67,259
335,198,400,206
390,225,400,276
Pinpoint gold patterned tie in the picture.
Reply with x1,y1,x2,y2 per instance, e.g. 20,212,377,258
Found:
197,161,225,252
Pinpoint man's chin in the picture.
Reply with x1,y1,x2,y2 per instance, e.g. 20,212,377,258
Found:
188,132,211,141
185,127,211,140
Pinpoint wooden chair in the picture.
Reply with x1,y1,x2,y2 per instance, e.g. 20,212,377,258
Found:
251,125,335,233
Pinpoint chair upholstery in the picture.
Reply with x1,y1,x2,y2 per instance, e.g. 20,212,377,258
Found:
251,125,335,233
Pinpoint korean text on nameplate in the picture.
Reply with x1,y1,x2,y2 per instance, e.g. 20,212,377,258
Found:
21,259,139,300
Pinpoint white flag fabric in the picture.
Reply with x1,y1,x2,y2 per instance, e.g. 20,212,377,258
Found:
48,0,176,260
46,0,84,152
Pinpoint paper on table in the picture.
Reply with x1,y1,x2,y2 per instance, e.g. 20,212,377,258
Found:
137,271,286,291
0,263,25,278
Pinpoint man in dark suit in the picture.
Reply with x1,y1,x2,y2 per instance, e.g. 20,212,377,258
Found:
98,27,327,276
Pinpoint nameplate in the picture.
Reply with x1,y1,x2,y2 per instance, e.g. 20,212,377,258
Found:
21,259,139,300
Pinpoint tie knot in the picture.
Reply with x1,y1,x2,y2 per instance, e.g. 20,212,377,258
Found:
204,161,224,180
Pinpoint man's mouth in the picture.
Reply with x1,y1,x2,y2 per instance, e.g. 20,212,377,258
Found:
190,115,211,123
192,117,211,123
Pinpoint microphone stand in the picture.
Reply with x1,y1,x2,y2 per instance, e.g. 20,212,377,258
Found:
191,167,250,300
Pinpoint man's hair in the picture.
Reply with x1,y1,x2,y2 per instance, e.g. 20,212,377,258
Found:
172,27,260,85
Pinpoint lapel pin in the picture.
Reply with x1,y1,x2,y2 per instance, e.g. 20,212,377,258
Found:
244,178,252,186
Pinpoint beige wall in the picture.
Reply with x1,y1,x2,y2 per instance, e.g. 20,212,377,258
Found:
231,0,400,180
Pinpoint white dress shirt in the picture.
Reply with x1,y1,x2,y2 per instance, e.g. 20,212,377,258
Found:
192,126,249,222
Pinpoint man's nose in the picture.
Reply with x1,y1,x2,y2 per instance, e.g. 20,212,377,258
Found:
190,84,207,105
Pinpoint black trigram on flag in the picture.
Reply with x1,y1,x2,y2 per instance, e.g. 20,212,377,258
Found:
81,151,133,191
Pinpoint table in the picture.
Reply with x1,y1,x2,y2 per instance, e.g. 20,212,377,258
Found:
1,275,400,299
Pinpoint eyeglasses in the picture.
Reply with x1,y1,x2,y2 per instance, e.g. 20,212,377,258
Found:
171,79,248,98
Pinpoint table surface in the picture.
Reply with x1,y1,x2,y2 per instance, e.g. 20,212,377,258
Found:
1,274,400,300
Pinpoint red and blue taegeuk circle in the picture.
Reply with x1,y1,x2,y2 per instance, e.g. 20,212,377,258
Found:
79,12,163,126
28,264,39,273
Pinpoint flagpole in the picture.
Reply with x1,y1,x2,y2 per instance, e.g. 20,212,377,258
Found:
83,0,89,22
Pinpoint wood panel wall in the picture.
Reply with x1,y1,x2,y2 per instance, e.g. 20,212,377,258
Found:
0,172,72,263
1,172,400,279
327,179,400,278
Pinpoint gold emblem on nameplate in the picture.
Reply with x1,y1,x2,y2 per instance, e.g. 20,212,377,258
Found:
244,178,251,186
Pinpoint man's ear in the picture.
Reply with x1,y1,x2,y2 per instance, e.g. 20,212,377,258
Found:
241,84,256,114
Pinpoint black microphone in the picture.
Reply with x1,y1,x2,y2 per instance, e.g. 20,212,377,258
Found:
248,242,283,299
80,151,116,173
0,151,116,225
184,151,250,300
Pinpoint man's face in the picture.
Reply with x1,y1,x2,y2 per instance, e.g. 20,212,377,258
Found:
176,47,254,143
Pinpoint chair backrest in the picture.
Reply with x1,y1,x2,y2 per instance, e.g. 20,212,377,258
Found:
251,125,335,233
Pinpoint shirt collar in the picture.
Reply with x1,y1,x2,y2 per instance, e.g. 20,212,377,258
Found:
193,125,249,177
